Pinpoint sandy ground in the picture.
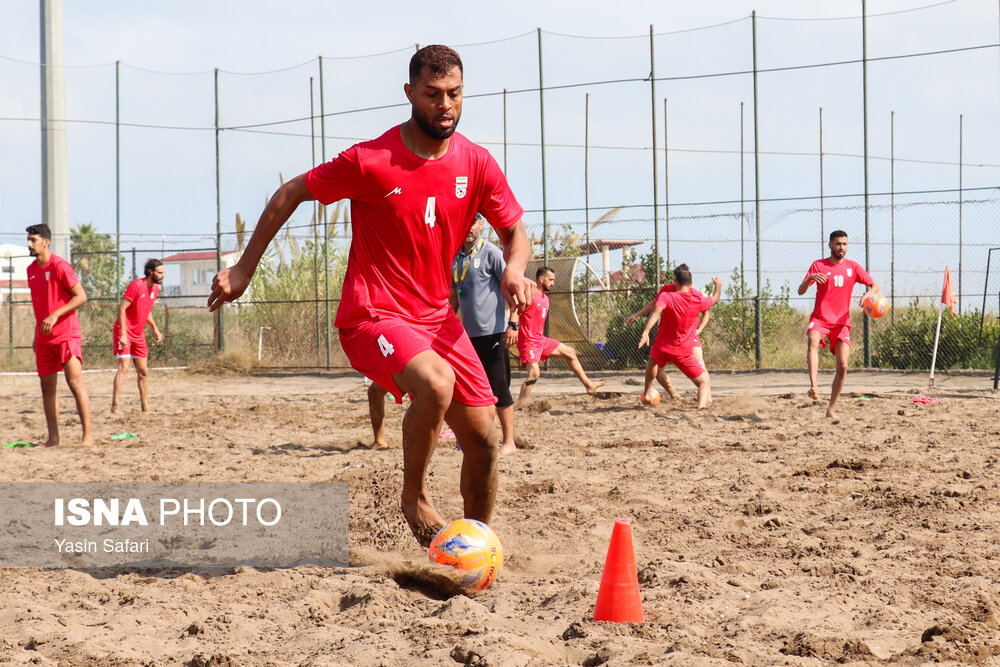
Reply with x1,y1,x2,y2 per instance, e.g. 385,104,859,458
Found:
1,367,999,666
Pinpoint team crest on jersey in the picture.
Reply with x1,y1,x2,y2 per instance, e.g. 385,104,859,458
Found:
474,258,481,269
846,268,853,277
455,176,468,199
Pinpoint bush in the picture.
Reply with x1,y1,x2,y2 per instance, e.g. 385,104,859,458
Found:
873,301,999,370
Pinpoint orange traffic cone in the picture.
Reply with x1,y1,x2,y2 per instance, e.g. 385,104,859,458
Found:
593,517,644,622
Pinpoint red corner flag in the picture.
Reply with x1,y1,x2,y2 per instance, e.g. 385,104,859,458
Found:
941,266,958,316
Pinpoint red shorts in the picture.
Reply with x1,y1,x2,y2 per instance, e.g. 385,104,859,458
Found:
808,318,851,350
114,337,148,359
35,338,83,377
338,314,495,407
517,336,560,367
651,346,706,380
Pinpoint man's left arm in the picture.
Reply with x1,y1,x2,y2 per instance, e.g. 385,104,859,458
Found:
858,265,881,305
494,220,534,314
146,311,163,343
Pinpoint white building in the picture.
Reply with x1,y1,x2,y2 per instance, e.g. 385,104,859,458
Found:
0,244,33,303
160,250,241,307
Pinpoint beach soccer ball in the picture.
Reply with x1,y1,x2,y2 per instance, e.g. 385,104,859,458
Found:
641,388,661,406
428,519,504,591
863,294,889,319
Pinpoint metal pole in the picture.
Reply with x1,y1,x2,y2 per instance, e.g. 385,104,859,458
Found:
752,11,763,369
115,60,121,293
585,92,590,339
310,76,320,365
858,0,872,367
664,98,670,272
650,25,661,287
959,114,964,314
503,88,508,174
214,67,224,353
537,28,549,267
891,110,896,323
740,101,745,292
319,56,331,370
994,291,1000,390
819,107,825,255
7,256,13,355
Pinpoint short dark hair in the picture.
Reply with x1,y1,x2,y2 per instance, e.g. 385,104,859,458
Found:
144,258,163,277
673,264,692,286
26,224,51,240
409,45,463,84
536,266,554,280
830,230,848,242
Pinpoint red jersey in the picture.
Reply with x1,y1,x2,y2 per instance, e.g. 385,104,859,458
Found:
652,289,714,355
518,291,550,347
305,126,524,328
655,283,702,299
805,258,873,327
113,278,160,342
27,254,81,344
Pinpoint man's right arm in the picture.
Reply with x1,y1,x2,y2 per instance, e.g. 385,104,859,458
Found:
118,298,131,346
208,174,315,311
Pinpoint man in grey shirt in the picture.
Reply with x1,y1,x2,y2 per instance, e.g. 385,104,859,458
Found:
450,214,518,455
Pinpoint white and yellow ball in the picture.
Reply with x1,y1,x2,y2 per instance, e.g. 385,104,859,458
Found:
428,519,504,591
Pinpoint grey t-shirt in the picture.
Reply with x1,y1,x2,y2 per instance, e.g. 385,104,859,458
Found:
451,239,506,338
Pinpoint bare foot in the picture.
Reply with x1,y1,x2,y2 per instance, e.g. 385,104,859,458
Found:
825,406,837,420
110,405,121,415
666,387,681,400
402,496,446,548
807,388,819,400
40,439,59,448
369,439,389,450
498,441,517,456
586,379,607,394
80,436,95,447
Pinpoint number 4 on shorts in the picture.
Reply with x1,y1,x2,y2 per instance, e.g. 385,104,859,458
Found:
378,334,395,357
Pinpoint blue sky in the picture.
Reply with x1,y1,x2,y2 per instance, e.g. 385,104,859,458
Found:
2,0,999,304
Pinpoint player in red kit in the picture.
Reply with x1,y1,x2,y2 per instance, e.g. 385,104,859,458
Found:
798,230,881,419
111,258,165,413
515,266,606,404
207,46,534,548
25,224,93,447
638,265,721,409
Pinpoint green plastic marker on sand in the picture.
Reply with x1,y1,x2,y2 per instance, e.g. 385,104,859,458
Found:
3,441,38,449
110,433,139,441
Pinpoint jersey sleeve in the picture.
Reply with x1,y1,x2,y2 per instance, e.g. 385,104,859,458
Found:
804,261,821,283
699,294,715,313
854,261,874,287
305,146,364,206
56,259,80,291
477,155,523,230
122,280,142,303
655,291,671,309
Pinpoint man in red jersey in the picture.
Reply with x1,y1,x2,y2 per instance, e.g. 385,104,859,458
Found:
111,258,165,413
799,230,880,419
638,266,721,410
25,224,93,447
626,263,712,401
207,45,534,548
515,266,606,404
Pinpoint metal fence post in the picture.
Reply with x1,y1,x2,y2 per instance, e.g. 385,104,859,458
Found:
752,11,763,369
649,26,660,287
214,67,224,353
862,0,872,368
115,60,121,294
319,55,331,370
537,28,548,268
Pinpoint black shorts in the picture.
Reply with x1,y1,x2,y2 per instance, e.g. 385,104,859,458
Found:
470,332,513,408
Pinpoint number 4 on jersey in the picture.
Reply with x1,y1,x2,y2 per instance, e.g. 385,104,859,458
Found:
424,197,436,228
378,334,395,357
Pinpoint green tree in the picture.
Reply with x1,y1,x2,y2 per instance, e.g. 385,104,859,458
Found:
70,223,124,301
707,267,798,364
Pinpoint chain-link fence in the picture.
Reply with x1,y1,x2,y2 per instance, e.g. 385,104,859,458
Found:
4,4,1000,378
2,199,998,377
